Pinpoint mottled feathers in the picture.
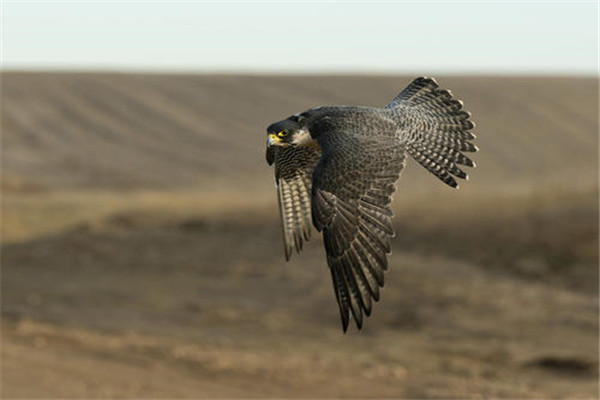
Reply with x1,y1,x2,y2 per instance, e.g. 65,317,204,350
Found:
267,145,321,260
386,77,477,188
311,127,406,331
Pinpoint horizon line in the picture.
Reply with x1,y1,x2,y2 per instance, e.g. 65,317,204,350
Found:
2,67,598,78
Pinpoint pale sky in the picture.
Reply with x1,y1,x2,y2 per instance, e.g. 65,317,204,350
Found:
2,0,598,74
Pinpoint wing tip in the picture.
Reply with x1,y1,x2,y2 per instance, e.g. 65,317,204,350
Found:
341,310,350,333
417,76,439,87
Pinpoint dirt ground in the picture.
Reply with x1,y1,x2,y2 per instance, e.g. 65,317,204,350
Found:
1,73,598,398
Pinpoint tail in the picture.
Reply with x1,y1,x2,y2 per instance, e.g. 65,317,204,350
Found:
386,77,477,188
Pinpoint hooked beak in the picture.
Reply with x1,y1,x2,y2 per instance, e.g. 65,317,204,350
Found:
266,134,280,165
267,133,281,147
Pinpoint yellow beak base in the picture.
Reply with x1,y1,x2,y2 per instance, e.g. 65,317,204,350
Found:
267,133,282,146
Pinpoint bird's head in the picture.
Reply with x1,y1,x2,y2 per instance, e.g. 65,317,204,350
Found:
265,114,319,165
266,114,314,147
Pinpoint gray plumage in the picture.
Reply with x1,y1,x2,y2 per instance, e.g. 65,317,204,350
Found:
267,145,321,260
265,77,477,332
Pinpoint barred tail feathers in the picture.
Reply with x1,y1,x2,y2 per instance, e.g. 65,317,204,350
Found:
386,77,477,188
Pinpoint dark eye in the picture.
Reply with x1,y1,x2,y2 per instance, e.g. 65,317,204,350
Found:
277,130,289,137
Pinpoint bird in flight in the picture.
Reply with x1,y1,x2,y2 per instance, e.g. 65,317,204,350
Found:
265,77,477,332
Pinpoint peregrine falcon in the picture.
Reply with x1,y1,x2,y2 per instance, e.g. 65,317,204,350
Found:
265,77,477,332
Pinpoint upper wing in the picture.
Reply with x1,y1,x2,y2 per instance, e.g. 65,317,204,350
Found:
386,77,477,188
267,145,321,260
311,123,406,332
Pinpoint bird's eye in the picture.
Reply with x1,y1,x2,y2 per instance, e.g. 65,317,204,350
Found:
277,130,289,138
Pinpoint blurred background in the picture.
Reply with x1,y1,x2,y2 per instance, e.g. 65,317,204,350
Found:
2,1,598,398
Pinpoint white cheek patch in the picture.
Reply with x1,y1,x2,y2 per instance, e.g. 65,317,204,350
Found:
292,129,320,149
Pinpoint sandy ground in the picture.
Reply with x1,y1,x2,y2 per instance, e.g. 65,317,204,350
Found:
1,73,598,398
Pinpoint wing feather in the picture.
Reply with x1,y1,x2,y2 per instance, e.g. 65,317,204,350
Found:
311,123,406,332
271,146,321,260
386,77,477,188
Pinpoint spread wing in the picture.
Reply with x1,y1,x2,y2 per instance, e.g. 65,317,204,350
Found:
267,145,321,260
386,77,477,188
311,123,407,332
